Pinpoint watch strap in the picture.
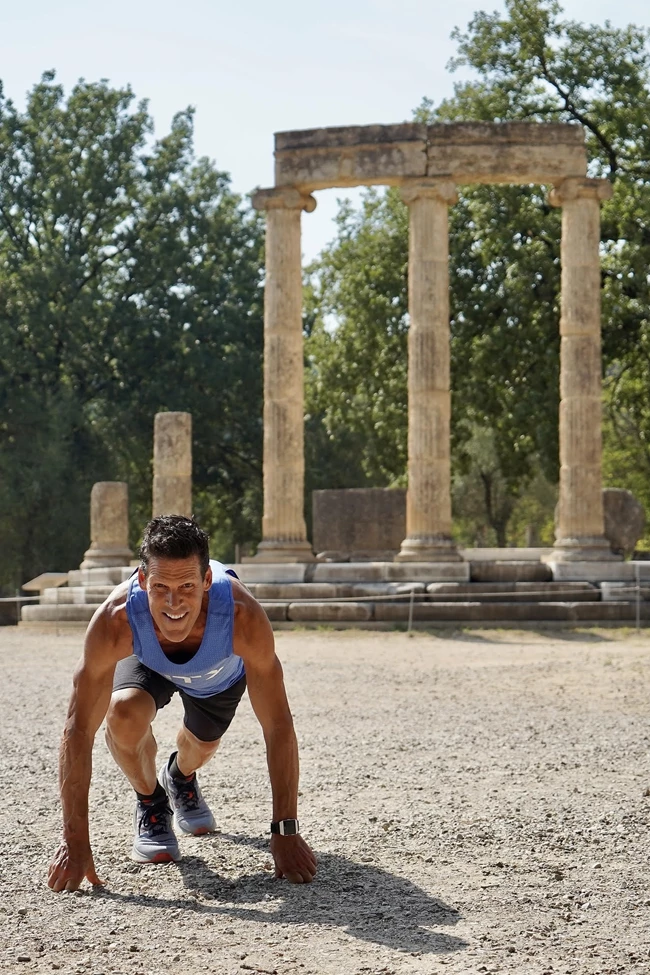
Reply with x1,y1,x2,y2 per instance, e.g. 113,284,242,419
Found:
270,818,299,836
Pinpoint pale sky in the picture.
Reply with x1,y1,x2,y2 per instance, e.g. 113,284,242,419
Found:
1,0,648,261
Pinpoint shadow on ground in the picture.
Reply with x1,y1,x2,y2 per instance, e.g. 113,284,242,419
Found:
93,834,466,956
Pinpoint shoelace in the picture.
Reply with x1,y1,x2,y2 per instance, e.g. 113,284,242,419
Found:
172,775,201,812
138,800,172,836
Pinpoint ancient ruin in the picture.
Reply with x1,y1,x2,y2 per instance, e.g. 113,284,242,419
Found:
80,481,133,569
252,122,614,565
152,411,193,518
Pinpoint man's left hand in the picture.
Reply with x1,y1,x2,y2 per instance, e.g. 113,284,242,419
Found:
270,834,317,883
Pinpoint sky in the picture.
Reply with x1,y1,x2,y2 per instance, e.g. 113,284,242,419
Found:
1,0,648,261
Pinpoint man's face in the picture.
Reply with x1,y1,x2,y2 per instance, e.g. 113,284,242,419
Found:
139,555,212,643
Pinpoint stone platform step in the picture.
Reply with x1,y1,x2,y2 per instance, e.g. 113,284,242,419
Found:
245,581,599,602
41,586,116,604
21,598,650,627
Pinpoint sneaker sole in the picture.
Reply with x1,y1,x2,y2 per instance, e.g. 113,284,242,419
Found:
175,817,215,836
130,847,181,864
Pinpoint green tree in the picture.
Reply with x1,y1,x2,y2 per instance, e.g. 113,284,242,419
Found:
0,73,264,589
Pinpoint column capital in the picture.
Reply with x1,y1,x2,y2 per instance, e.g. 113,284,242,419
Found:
549,177,613,208
400,179,458,207
252,186,317,213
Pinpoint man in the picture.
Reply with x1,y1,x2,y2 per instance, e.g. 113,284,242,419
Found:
48,515,317,891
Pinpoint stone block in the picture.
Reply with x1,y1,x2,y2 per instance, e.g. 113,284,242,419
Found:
600,582,634,603
21,604,98,623
602,488,646,557
383,562,470,582
260,602,289,622
312,563,387,583
312,488,405,557
549,561,650,582
275,124,427,151
425,582,598,602
73,566,134,586
288,601,373,622
275,125,427,189
230,564,308,584
460,548,552,561
426,122,586,184
247,583,350,600
22,573,69,594
469,561,553,583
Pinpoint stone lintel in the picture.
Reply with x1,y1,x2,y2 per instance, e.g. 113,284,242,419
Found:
273,121,587,191
275,123,427,152
550,177,613,207
252,187,317,213
400,179,458,206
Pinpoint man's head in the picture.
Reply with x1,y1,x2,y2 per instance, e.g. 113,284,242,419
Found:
138,516,212,643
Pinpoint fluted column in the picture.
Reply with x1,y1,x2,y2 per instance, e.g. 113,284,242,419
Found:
397,179,461,562
548,177,616,561
153,411,192,518
250,187,317,562
81,482,133,569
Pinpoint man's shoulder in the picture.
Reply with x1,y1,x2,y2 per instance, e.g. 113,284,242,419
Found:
230,576,273,659
88,579,132,649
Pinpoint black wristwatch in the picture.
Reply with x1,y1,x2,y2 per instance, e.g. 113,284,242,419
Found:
270,819,299,836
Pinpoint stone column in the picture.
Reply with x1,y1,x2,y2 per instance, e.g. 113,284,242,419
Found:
397,179,461,562
81,482,133,569
548,176,616,561
249,187,317,562
153,411,192,518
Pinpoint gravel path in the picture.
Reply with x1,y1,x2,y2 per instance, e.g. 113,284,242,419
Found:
2,626,650,975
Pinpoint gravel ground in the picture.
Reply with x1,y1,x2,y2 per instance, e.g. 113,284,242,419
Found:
2,625,650,975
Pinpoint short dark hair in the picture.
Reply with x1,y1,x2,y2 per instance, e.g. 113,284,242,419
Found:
140,516,210,577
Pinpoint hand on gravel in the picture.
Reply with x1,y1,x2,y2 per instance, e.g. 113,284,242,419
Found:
47,841,105,892
270,834,317,883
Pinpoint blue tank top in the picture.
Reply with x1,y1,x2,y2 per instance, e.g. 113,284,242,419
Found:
125,559,245,699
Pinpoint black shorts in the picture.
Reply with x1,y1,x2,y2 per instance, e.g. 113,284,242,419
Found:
113,655,247,742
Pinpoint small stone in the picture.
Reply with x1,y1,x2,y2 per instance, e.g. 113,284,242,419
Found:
17,908,28,916
128,945,139,952
18,957,31,963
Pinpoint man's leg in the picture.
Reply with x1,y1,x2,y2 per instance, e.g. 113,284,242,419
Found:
160,675,247,835
174,725,221,777
107,658,179,863
105,688,158,794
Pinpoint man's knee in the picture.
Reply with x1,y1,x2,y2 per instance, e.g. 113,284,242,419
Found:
106,689,156,746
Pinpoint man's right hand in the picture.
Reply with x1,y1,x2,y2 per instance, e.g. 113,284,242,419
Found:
47,840,104,892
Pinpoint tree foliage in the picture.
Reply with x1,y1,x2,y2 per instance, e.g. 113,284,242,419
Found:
0,73,264,589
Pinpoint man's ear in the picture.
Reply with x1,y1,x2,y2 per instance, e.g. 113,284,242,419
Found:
138,566,146,589
203,566,213,590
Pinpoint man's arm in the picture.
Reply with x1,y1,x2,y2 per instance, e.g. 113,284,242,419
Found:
48,599,130,892
233,582,317,884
